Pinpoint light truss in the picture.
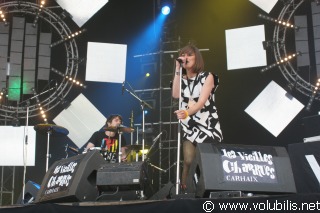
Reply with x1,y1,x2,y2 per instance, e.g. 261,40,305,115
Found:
0,1,80,120
273,0,318,100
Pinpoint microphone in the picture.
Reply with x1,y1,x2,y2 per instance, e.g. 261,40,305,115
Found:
176,58,183,64
149,131,163,152
122,81,125,95
153,131,163,142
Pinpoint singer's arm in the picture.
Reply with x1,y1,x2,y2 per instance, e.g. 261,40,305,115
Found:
172,61,182,99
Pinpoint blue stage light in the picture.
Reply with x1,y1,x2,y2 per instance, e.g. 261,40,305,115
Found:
158,0,175,16
161,5,171,15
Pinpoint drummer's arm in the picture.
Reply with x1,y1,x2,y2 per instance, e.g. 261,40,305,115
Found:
121,146,128,162
85,142,95,151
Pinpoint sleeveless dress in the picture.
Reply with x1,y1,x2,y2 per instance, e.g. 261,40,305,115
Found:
180,71,223,143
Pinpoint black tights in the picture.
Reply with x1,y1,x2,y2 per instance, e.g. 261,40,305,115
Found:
181,140,196,186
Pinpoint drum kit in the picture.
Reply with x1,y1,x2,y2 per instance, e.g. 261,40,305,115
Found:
34,123,150,170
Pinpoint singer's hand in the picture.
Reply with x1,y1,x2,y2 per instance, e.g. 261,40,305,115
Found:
176,57,186,66
174,109,188,120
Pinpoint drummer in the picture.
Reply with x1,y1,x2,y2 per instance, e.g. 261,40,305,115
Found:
85,114,129,162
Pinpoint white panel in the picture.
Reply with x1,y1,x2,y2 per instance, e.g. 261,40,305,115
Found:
305,155,320,185
245,81,304,137
56,0,109,27
0,126,36,166
226,25,267,70
85,42,127,83
249,0,278,13
53,93,106,148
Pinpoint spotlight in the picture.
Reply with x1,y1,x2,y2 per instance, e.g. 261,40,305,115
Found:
158,0,176,16
162,5,171,15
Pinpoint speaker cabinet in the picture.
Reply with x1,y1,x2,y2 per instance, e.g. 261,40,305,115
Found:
35,150,106,203
148,182,175,200
288,141,320,193
97,161,147,191
16,181,40,204
192,143,296,198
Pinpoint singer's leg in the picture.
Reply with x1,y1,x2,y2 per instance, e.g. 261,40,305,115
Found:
181,140,196,192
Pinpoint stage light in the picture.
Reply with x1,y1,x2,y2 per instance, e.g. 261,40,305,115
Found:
31,88,48,123
50,29,87,48
162,5,171,15
146,73,150,77
258,14,299,30
0,88,7,102
306,78,320,111
0,10,8,25
260,52,301,73
158,0,176,16
32,1,46,27
65,76,87,88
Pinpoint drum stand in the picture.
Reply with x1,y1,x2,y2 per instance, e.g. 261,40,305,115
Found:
118,130,122,163
45,128,53,172
34,124,69,172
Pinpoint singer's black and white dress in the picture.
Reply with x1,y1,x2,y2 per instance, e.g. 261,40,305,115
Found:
180,71,223,144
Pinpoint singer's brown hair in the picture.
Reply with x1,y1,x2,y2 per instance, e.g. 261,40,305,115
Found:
179,44,204,73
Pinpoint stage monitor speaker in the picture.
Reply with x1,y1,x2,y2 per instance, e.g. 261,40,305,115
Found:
191,143,296,198
148,182,175,200
16,181,40,204
35,150,106,203
96,161,147,192
288,141,320,193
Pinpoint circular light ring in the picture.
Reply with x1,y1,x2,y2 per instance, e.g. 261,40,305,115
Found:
0,1,79,119
273,0,316,99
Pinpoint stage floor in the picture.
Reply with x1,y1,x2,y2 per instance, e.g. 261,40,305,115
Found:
1,193,320,213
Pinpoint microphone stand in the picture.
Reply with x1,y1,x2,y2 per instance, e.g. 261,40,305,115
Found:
123,86,152,161
175,64,183,195
22,100,30,204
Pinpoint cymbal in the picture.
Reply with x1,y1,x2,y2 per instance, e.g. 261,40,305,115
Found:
126,144,150,151
119,125,134,133
104,125,134,133
34,123,69,136
104,126,118,132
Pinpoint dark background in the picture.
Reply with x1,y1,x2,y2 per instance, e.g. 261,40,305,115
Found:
4,0,320,203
